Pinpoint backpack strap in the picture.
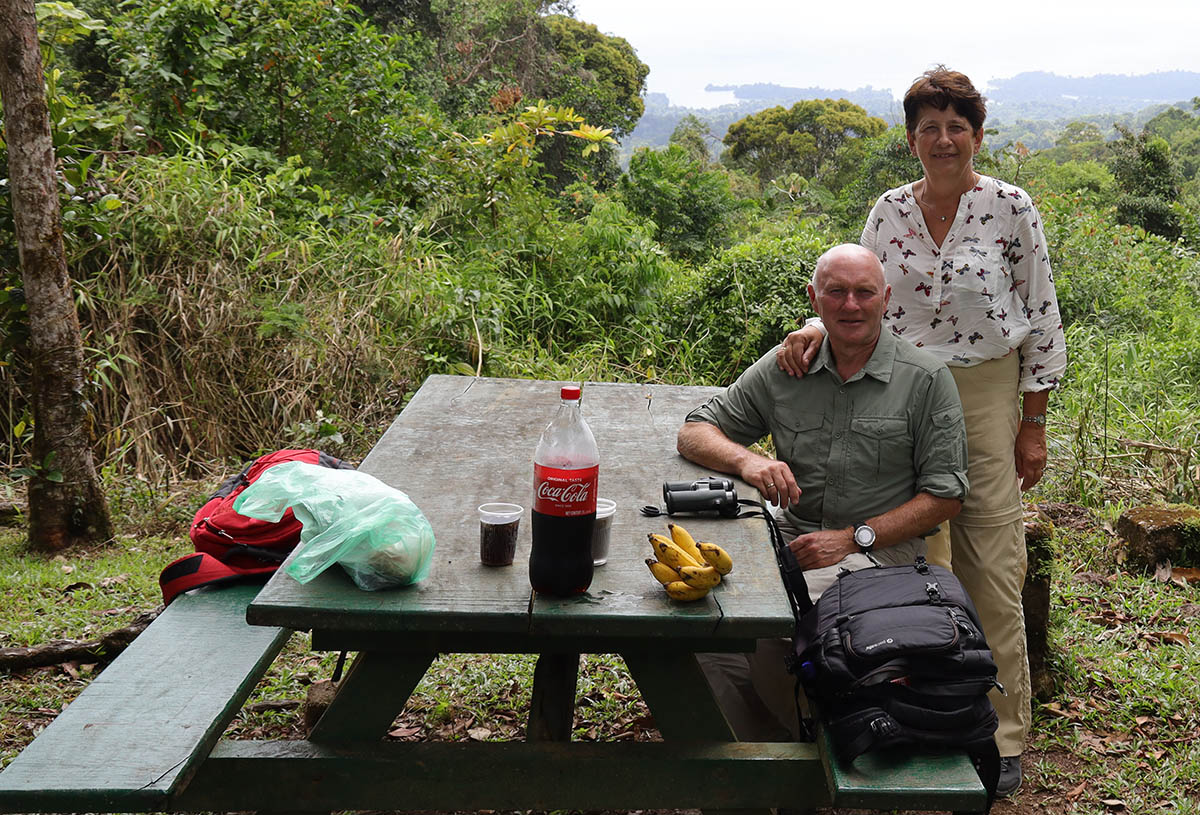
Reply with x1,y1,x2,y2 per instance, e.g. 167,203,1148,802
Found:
159,552,273,606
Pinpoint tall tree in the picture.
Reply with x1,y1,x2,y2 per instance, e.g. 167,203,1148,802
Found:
0,0,113,550
722,98,886,188
1109,125,1183,239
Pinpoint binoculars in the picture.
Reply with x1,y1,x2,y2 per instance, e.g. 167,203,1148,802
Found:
662,477,740,517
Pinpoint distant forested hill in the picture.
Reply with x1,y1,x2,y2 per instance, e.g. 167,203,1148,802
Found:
626,71,1200,159
704,82,896,117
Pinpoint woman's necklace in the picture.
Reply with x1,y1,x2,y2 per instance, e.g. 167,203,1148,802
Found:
917,186,951,222
918,174,978,224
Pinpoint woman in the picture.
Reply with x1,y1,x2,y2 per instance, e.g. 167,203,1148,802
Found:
775,67,1066,797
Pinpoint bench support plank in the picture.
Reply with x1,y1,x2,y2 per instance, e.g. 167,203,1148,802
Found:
177,739,831,812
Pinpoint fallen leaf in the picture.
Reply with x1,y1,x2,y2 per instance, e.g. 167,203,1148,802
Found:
1102,799,1126,809
1153,561,1172,582
100,606,136,616
1135,715,1151,726
467,727,492,741
387,726,420,739
1173,567,1200,582
99,574,129,588
1066,781,1087,799
1148,631,1190,646
61,581,92,593
60,564,75,575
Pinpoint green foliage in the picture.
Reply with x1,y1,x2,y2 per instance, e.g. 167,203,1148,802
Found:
657,223,831,384
833,126,922,231
617,144,746,262
1145,104,1200,180
542,15,647,140
0,143,432,468
1108,126,1184,239
104,0,438,195
668,114,714,164
722,99,887,189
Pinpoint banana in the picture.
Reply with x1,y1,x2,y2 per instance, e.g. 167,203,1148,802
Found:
678,564,722,589
646,557,680,585
648,533,701,569
667,522,706,565
664,580,710,602
697,542,734,575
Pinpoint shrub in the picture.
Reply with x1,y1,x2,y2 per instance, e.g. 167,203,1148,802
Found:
657,222,832,384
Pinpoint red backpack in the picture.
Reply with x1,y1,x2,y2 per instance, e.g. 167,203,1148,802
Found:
159,449,354,605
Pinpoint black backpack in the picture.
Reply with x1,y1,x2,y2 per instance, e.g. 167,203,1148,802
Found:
790,558,1001,751
762,514,1002,806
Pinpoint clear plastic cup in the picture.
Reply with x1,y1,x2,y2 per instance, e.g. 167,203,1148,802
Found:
591,498,616,566
478,503,523,566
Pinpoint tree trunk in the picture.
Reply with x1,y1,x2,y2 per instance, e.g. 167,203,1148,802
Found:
0,0,114,550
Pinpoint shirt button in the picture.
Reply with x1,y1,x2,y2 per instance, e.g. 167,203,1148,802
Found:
835,432,842,439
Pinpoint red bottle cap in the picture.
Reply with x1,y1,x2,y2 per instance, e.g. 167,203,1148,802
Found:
560,385,581,400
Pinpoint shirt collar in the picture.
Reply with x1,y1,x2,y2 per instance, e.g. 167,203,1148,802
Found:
809,328,897,385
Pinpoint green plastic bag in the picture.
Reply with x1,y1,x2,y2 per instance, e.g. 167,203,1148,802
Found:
233,461,436,590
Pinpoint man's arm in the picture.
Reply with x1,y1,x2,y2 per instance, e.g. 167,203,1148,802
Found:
677,421,801,509
788,491,962,570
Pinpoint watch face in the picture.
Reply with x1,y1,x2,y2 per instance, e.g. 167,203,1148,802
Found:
854,525,875,547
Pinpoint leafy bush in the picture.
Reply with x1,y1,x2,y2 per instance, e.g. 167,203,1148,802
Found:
1039,191,1200,330
617,144,747,262
104,0,439,196
657,223,832,384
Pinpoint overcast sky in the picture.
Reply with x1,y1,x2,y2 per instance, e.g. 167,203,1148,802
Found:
570,1,1200,108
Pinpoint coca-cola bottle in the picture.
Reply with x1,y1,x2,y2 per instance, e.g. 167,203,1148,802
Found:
530,384,598,596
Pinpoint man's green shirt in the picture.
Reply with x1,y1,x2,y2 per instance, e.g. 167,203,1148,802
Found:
686,330,968,535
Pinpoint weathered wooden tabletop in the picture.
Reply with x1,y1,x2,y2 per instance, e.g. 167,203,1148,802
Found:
248,374,795,650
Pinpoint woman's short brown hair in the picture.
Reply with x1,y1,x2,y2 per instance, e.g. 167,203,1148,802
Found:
903,67,987,134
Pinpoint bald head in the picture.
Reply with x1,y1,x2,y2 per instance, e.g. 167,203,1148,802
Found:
812,244,885,294
806,243,892,364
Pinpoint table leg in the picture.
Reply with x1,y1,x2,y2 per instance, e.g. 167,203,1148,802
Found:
527,652,579,742
309,650,436,742
622,650,735,740
623,650,775,815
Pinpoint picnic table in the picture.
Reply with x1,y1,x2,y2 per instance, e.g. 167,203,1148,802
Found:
0,374,988,814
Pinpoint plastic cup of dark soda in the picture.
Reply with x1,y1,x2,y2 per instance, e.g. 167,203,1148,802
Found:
478,503,523,567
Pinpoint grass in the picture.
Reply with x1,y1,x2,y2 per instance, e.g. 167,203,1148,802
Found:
1,477,1199,814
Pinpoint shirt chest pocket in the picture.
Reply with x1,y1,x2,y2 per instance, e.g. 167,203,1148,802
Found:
771,409,826,477
849,415,911,480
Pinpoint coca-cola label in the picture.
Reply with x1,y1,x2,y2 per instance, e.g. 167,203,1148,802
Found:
534,464,598,517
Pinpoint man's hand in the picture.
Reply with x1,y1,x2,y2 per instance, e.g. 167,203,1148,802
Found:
788,527,855,570
1015,422,1047,491
677,421,800,508
740,456,801,509
776,325,823,378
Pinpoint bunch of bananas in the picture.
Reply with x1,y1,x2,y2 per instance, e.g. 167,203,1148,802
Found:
645,521,734,601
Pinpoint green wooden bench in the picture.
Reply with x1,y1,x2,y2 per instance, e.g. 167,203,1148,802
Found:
0,583,291,814
816,723,988,813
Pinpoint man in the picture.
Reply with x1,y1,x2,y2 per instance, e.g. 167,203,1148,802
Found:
676,244,969,740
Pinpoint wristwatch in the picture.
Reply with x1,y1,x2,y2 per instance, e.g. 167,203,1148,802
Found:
1021,414,1046,426
852,523,876,554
